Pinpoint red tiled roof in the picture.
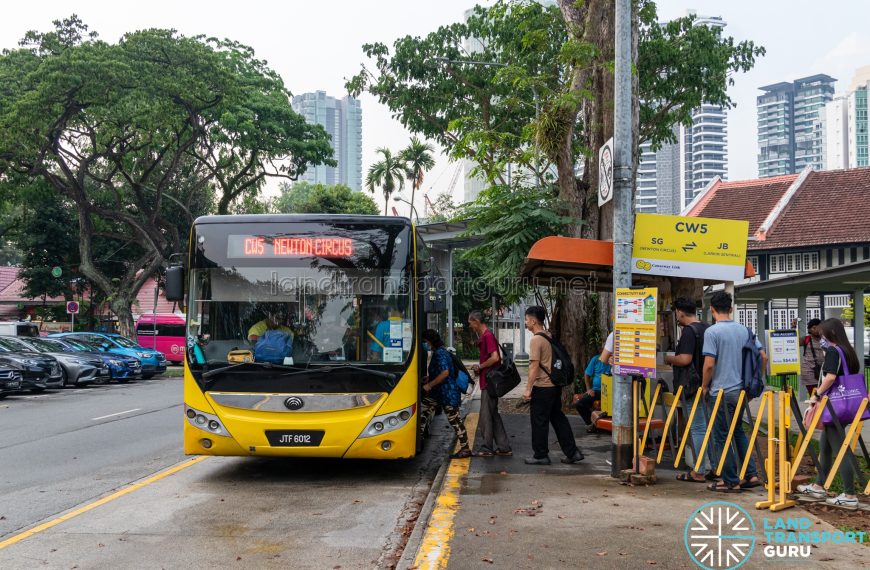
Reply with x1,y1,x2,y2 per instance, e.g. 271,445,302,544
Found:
754,168,870,250
0,266,19,294
132,277,178,317
686,174,798,236
0,268,65,303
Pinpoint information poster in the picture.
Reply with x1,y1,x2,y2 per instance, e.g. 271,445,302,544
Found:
613,287,658,378
767,329,800,376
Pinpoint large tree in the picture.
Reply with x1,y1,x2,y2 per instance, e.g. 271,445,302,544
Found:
349,0,763,365
0,16,333,335
272,181,379,215
365,148,405,215
400,137,435,218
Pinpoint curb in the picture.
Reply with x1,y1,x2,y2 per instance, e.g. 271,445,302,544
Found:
395,456,451,570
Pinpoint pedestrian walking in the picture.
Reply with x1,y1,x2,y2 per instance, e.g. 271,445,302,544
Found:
522,306,584,465
702,291,764,492
797,318,866,509
421,329,471,458
666,297,712,483
468,311,511,457
800,318,824,395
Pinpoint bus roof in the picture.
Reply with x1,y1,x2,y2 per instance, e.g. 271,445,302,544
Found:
193,214,412,225
136,314,185,325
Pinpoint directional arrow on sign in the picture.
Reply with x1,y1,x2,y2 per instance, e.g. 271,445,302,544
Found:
682,241,697,252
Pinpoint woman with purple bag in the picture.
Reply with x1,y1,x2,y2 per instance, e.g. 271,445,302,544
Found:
797,319,868,509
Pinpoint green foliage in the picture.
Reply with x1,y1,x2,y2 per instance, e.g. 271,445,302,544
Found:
0,15,332,334
841,296,870,327
365,148,405,215
459,183,575,300
400,137,436,191
272,182,379,215
425,192,459,223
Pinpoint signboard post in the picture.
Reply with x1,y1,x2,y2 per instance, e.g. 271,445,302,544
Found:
613,287,658,379
631,213,749,282
767,330,800,390
598,137,614,207
66,301,79,332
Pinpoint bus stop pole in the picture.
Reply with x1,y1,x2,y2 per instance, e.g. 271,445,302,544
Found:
610,0,634,477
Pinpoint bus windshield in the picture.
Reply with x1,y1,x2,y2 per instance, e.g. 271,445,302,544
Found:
186,220,413,375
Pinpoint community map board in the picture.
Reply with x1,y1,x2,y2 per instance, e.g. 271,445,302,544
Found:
613,287,658,379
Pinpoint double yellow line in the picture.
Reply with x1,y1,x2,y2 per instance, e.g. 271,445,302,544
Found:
0,456,207,551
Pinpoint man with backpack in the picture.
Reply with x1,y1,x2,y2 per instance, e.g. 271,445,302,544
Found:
522,306,584,465
702,291,766,493
666,298,712,483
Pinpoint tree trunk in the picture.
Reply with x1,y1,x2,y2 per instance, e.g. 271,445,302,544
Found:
111,297,136,338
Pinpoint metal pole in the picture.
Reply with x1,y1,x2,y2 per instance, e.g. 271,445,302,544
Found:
854,289,865,373
447,247,454,347
610,0,634,477
517,299,528,360
153,286,159,350
71,311,75,333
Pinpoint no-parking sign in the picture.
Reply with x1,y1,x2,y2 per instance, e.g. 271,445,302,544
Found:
66,301,80,315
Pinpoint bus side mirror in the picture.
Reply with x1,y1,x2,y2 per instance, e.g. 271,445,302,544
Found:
165,266,185,302
423,275,446,313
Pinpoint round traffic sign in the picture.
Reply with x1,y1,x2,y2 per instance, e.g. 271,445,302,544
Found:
66,301,80,314
51,266,62,278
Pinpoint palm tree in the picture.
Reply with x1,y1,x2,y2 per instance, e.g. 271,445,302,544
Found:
400,137,435,218
366,148,405,216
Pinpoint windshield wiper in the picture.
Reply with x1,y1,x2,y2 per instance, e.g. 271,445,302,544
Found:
202,361,302,384
279,363,397,381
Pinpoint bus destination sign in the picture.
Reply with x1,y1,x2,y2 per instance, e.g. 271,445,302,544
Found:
228,235,354,258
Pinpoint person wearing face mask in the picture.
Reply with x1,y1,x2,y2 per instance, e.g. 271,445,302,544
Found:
421,329,471,458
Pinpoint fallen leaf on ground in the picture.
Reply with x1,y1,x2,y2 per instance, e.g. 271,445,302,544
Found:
481,557,494,564
557,515,566,519
597,551,608,556
647,561,657,565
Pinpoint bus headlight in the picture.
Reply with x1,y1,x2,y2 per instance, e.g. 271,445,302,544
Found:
184,405,231,437
358,404,416,439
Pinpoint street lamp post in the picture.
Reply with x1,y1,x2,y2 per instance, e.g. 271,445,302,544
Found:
393,197,420,222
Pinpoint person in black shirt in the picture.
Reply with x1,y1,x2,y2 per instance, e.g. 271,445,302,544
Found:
796,318,862,509
666,298,712,483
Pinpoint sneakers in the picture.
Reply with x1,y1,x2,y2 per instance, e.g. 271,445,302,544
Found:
524,456,551,465
825,493,859,509
561,451,585,464
796,484,826,500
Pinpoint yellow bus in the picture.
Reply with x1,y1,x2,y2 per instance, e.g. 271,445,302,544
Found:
165,214,444,459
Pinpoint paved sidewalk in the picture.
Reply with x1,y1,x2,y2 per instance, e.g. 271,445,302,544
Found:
408,408,869,570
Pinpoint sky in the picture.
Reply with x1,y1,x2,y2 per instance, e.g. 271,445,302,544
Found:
2,1,869,217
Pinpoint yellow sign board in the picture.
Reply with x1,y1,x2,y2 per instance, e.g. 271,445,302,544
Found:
632,213,749,281
767,330,801,376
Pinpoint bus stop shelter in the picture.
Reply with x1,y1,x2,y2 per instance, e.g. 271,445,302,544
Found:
720,259,870,371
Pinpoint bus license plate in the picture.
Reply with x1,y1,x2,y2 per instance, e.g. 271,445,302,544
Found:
265,430,325,447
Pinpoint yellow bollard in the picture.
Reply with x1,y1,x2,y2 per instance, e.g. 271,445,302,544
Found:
713,391,746,476
771,391,796,512
692,389,723,474
756,391,776,510
632,379,639,471
657,385,683,464
674,389,703,468
741,391,769,480
639,382,662,455
789,395,828,482
823,398,870,490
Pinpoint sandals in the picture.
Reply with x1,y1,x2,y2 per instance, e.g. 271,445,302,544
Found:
451,448,473,459
676,471,706,483
708,481,742,493
740,477,762,489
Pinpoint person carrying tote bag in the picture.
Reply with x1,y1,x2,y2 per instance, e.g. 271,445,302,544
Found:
796,319,868,509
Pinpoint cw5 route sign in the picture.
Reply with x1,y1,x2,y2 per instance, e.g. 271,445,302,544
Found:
632,213,749,282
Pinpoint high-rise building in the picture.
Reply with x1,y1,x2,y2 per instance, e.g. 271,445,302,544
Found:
291,91,362,191
819,67,870,171
757,75,836,177
821,96,849,170
635,13,728,214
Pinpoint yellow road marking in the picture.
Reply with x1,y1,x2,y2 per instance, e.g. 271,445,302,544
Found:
413,411,478,570
0,456,208,551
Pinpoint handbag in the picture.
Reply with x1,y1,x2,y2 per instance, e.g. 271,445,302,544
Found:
802,401,822,431
485,342,521,398
819,345,870,426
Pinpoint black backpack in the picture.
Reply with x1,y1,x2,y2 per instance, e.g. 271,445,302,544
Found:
534,333,575,387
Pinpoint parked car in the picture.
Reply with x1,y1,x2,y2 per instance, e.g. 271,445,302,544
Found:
136,314,185,365
0,321,40,337
0,337,63,392
41,337,142,383
50,332,166,379
0,368,23,399
8,337,111,387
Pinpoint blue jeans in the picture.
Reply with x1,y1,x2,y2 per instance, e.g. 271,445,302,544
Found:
686,397,711,473
712,389,757,485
